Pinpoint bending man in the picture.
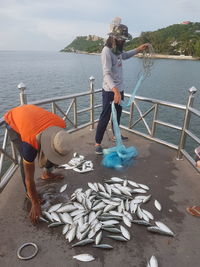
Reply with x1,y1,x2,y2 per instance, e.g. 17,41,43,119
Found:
4,104,73,223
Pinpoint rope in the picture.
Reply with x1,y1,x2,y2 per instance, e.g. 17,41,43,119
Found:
102,44,154,170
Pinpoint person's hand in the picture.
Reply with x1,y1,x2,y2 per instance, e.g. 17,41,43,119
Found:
29,201,41,224
112,87,121,104
136,43,150,53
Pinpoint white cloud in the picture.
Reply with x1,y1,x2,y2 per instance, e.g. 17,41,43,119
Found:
0,0,200,50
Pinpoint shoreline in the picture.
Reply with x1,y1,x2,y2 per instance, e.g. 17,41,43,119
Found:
62,51,200,60
135,53,200,61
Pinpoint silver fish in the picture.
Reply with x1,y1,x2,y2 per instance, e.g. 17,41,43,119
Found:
148,255,158,267
128,180,139,188
102,227,121,233
102,220,120,225
95,231,102,245
50,212,61,222
62,224,70,235
132,188,147,194
154,200,162,211
93,244,113,249
48,203,62,213
48,222,64,228
132,220,152,226
147,226,175,237
72,238,94,247
60,184,67,193
73,254,95,262
104,183,112,195
60,213,73,224
107,235,128,241
155,221,175,236
110,177,124,182
138,183,149,190
123,215,132,228
57,204,76,213
66,225,77,242
142,209,154,220
120,225,130,240
42,211,54,222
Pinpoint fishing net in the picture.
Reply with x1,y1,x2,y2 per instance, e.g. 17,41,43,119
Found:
102,44,154,170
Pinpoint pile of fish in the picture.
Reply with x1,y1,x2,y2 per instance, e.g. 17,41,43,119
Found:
41,177,175,263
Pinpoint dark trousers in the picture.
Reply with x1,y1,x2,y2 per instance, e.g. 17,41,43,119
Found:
6,124,54,192
6,124,27,191
95,89,124,144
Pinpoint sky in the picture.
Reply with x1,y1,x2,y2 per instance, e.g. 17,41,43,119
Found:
0,0,200,51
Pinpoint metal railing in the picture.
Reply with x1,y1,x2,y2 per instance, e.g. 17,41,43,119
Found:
0,78,199,192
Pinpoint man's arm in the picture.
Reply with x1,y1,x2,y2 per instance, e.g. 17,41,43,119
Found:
23,160,41,224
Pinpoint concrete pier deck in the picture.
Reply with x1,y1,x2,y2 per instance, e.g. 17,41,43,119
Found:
0,126,200,267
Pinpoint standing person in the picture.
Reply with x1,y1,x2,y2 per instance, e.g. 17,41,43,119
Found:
186,145,200,217
4,104,73,223
95,17,150,154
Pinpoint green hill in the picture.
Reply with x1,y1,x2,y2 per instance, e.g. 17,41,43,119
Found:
61,22,200,57
61,35,104,53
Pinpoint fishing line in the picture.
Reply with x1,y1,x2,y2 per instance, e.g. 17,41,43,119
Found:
102,44,154,170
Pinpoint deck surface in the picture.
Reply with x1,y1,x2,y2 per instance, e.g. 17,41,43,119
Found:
0,126,200,267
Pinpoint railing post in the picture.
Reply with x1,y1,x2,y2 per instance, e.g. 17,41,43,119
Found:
151,103,158,137
177,86,197,159
89,76,95,130
73,97,77,128
18,82,27,105
129,102,134,129
52,102,56,114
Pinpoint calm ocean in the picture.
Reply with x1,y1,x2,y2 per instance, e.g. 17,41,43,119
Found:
0,51,199,152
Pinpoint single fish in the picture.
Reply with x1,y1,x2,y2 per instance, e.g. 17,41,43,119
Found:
128,180,139,188
102,220,120,225
123,215,132,228
107,235,128,241
57,204,76,213
95,231,102,245
154,200,162,211
60,184,67,193
132,188,147,194
148,255,158,267
120,225,130,240
102,227,121,233
155,221,175,236
110,177,124,182
72,238,94,247
93,244,113,249
48,222,64,228
50,212,61,222
62,224,70,235
138,183,150,190
147,226,175,237
48,203,62,213
132,220,152,226
73,254,95,262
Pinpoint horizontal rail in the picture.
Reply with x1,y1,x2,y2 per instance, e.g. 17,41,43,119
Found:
155,120,182,131
120,125,179,150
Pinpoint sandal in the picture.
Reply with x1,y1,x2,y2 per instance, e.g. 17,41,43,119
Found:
186,206,200,217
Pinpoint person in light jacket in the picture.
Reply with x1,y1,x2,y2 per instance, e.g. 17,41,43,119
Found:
95,17,150,154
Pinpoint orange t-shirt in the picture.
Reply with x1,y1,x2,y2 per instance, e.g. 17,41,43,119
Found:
4,104,66,162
